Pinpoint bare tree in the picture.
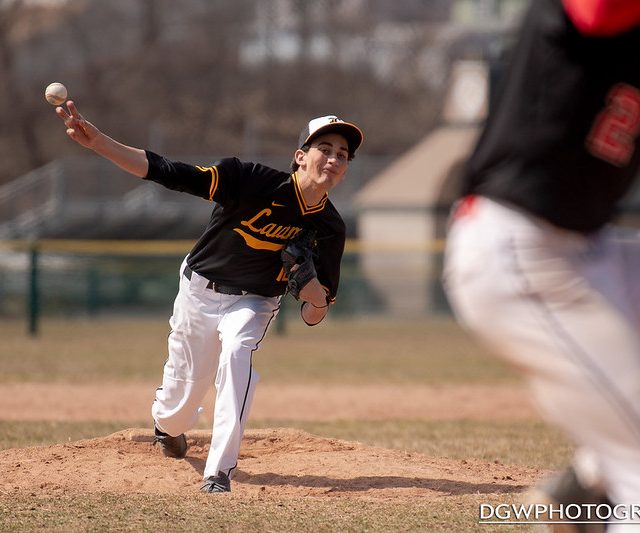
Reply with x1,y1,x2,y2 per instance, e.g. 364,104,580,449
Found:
0,0,46,177
0,0,453,186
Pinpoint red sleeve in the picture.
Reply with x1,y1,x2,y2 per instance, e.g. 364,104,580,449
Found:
562,0,640,35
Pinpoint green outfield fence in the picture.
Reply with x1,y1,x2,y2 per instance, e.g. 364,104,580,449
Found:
0,239,450,336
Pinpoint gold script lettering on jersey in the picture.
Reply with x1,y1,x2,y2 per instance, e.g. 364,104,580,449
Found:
234,208,302,251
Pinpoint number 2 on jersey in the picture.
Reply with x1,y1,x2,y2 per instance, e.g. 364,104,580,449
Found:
587,83,640,167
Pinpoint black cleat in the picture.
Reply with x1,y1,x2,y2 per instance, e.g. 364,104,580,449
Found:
526,466,609,533
201,471,231,493
153,425,187,459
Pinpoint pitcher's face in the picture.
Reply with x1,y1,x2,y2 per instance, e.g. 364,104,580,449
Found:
296,133,349,190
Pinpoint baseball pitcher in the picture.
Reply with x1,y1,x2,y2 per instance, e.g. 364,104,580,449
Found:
56,102,363,493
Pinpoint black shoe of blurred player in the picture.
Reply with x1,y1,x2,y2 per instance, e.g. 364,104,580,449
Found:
153,425,187,459
201,471,231,493
526,465,610,533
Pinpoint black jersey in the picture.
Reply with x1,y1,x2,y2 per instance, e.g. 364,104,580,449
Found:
144,151,346,299
462,0,640,233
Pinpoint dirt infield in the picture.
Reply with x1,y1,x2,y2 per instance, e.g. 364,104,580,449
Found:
0,382,547,502
0,382,538,422
0,428,543,500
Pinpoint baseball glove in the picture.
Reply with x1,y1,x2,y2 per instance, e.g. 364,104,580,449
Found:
281,227,317,299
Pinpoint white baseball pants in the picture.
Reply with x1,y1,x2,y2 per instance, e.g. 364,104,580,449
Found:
152,257,280,479
444,196,640,513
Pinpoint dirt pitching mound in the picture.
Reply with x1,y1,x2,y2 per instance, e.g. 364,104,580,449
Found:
0,428,545,500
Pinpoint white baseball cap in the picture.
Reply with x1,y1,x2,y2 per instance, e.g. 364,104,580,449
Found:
298,115,364,155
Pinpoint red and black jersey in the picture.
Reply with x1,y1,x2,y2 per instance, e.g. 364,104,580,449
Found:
144,151,345,299
462,0,640,232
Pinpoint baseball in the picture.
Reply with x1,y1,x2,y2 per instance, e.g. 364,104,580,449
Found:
44,82,68,106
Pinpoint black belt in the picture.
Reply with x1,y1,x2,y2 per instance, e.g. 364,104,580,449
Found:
183,265,245,295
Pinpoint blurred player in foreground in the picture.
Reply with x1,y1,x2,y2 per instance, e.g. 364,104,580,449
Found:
443,0,640,529
56,101,362,493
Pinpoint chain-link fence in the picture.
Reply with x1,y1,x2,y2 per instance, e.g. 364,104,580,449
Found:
0,239,449,335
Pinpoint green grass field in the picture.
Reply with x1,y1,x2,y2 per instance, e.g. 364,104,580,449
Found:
0,316,571,532
1,316,517,384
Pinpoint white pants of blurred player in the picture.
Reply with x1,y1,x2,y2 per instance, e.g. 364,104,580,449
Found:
152,257,280,480
444,195,640,516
